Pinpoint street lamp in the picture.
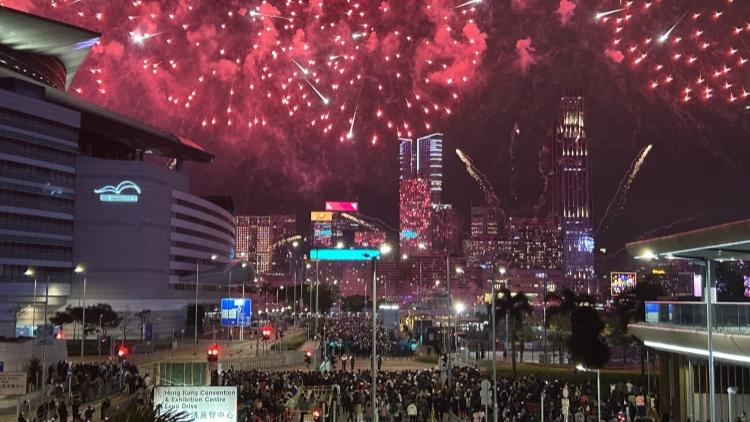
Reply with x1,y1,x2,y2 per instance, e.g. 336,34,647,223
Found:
24,269,36,336
74,266,86,364
292,241,299,328
577,365,601,422
455,303,465,352
194,254,217,355
491,266,506,422
417,243,426,345
367,244,391,422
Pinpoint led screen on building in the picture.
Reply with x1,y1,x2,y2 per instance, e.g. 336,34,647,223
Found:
610,272,637,296
325,202,358,212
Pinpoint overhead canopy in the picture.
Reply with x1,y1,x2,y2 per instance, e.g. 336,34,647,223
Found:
0,6,100,89
178,259,255,286
626,218,750,261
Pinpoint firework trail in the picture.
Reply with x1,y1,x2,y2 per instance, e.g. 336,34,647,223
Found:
595,144,653,237
341,212,378,231
533,145,549,217
508,122,520,202
456,148,500,207
272,234,302,249
346,212,399,235
640,212,705,238
16,0,489,145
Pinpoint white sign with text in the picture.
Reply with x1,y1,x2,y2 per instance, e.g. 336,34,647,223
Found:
155,386,238,422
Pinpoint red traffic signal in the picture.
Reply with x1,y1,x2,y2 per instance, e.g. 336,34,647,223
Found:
118,348,126,357
312,409,321,419
55,331,63,340
262,327,273,340
306,350,312,357
207,346,220,362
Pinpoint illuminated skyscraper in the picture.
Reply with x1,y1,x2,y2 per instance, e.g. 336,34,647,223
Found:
236,216,271,275
471,206,503,239
549,90,594,292
506,217,563,270
269,210,297,275
399,179,433,256
431,204,459,253
399,133,443,205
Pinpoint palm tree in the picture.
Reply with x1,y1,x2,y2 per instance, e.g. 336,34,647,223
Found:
493,287,533,378
546,288,594,324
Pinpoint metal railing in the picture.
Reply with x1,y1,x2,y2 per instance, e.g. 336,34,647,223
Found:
643,301,750,333
219,350,305,371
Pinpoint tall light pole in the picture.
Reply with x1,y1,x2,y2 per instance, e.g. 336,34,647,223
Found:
454,303,464,352
194,255,217,355
74,266,86,364
491,266,505,422
366,244,391,422
577,366,600,422
292,241,299,328
543,272,548,379
24,270,36,336
417,243,426,344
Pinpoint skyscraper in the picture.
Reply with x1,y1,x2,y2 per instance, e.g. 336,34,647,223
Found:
431,204,459,253
269,210,297,275
236,216,272,275
399,133,443,205
549,90,594,292
399,179,433,255
471,206,503,238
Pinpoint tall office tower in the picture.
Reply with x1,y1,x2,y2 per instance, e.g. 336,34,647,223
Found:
269,210,296,275
471,206,503,239
506,217,563,270
399,133,444,205
549,90,594,292
236,216,271,275
431,204,459,253
399,179,433,256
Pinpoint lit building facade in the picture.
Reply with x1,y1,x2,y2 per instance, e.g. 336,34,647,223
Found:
269,211,296,275
399,133,444,205
506,217,563,270
236,216,271,275
399,179,432,256
471,206,503,238
431,204,459,253
549,90,594,292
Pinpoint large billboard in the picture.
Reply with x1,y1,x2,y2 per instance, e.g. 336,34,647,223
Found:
311,211,333,221
610,272,637,296
155,386,238,422
325,201,358,212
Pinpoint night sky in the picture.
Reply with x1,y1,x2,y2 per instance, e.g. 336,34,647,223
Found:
7,0,750,265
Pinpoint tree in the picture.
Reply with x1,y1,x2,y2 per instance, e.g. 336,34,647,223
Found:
515,314,541,362
546,288,594,325
619,275,665,322
27,356,42,390
492,287,533,378
6,305,27,335
342,295,366,312
567,307,610,368
46,304,121,339
134,308,151,342
548,332,569,363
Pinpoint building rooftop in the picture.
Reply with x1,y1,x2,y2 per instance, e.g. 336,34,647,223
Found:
0,6,100,89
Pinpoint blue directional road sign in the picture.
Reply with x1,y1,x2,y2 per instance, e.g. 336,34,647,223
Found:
310,249,380,261
221,298,252,327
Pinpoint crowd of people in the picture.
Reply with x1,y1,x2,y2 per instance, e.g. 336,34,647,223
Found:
214,316,665,422
19,360,149,422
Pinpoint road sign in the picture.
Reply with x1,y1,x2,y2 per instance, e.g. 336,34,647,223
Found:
562,398,570,414
36,324,54,346
145,324,153,341
221,298,251,327
0,362,3,372
0,372,27,395
155,386,237,422
480,380,491,405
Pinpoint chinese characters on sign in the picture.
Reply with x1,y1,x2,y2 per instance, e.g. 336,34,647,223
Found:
154,386,237,422
0,372,27,395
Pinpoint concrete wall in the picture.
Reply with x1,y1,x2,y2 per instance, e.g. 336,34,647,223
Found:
0,338,67,380
692,393,750,422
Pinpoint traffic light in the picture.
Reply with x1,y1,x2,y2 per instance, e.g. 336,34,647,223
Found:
262,327,272,340
305,351,312,365
312,409,321,422
118,347,127,362
55,328,64,340
207,346,220,362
